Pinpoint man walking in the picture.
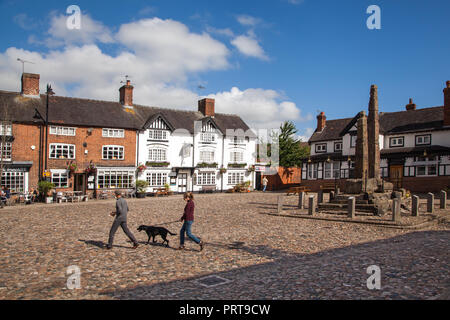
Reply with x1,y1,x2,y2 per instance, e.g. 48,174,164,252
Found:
106,191,139,250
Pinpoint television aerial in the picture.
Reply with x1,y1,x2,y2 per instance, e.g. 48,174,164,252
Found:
17,58,35,73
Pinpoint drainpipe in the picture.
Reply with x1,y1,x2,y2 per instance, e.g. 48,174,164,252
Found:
221,133,225,192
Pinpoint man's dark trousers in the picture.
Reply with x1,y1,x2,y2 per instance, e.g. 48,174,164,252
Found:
108,219,138,248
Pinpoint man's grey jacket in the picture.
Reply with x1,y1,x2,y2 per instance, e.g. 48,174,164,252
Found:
115,197,129,222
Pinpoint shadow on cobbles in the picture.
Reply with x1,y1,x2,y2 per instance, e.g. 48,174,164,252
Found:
100,230,450,300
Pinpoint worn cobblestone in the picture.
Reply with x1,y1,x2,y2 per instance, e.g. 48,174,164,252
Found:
0,192,448,300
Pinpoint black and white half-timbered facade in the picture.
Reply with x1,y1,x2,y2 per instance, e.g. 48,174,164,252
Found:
301,81,450,193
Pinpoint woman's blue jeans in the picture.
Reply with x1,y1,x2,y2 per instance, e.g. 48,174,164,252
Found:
180,220,200,245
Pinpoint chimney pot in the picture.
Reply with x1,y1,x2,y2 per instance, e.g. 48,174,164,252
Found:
444,80,450,126
198,98,215,117
406,98,416,111
119,81,133,107
316,111,326,132
21,73,40,97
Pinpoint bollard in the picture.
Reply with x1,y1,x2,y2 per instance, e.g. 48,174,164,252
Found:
427,192,434,213
392,198,401,222
347,197,355,219
440,190,447,210
277,195,284,213
308,195,315,216
298,192,305,209
318,190,324,204
412,195,419,217
329,191,335,202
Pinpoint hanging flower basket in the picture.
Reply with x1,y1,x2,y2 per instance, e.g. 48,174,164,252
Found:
85,164,97,175
67,163,78,173
137,164,147,173
219,167,227,174
247,165,255,172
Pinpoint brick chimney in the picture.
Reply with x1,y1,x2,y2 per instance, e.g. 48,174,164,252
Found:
444,81,450,126
21,73,40,96
405,98,416,111
316,112,326,131
119,80,133,107
198,98,215,117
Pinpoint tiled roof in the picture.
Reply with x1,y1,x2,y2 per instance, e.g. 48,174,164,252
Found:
0,90,251,134
309,106,446,143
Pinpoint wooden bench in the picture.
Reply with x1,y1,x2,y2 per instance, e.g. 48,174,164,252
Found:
286,186,311,195
155,188,169,196
320,182,336,192
201,185,216,193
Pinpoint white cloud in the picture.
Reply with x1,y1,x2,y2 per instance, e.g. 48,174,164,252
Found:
287,0,305,5
13,13,38,30
207,87,303,129
44,12,115,47
231,34,268,60
1,15,303,130
236,15,261,27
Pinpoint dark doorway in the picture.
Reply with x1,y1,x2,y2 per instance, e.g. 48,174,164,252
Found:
255,171,262,190
73,173,86,194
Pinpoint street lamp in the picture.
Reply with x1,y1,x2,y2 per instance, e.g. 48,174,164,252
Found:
32,84,54,180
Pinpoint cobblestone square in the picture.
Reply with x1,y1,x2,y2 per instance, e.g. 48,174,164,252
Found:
0,192,449,300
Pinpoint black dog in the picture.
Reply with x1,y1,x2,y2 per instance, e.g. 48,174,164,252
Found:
137,225,177,247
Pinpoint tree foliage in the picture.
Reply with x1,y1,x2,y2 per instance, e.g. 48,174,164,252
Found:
277,121,310,167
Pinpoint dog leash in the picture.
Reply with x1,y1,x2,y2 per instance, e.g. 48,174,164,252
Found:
154,219,180,226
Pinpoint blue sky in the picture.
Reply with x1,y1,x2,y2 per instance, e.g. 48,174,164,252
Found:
0,0,449,139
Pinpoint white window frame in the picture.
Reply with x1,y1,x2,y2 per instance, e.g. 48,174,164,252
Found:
197,172,216,185
200,133,216,143
227,172,244,185
102,128,125,138
51,171,69,188
413,156,438,177
0,142,12,161
200,150,215,163
315,143,327,153
1,171,25,192
324,161,340,179
389,136,404,147
102,145,124,160
49,143,76,159
415,134,431,146
230,151,244,163
0,124,12,136
97,169,135,189
146,172,168,187
350,135,357,148
148,148,167,162
148,130,168,141
334,142,342,152
49,126,76,136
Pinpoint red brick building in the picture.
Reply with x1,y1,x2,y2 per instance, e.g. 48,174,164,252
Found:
0,74,145,196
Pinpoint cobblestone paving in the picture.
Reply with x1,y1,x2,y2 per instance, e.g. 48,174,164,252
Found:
0,192,448,300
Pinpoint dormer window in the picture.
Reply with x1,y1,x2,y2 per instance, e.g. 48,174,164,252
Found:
200,132,215,143
315,143,327,153
334,142,342,152
149,130,168,141
0,124,12,136
389,136,404,148
415,134,431,146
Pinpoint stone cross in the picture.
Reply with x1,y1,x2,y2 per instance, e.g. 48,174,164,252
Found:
308,195,315,216
355,111,369,182
368,84,380,179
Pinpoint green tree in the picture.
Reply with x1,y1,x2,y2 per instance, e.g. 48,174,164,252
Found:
277,121,309,167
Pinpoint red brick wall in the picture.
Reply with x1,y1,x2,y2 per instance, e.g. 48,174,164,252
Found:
45,126,136,171
10,123,41,190
21,73,40,96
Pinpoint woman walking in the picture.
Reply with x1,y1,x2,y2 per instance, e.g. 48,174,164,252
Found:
178,192,204,251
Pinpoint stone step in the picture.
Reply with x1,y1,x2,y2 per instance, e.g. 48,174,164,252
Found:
330,199,369,205
318,203,377,214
